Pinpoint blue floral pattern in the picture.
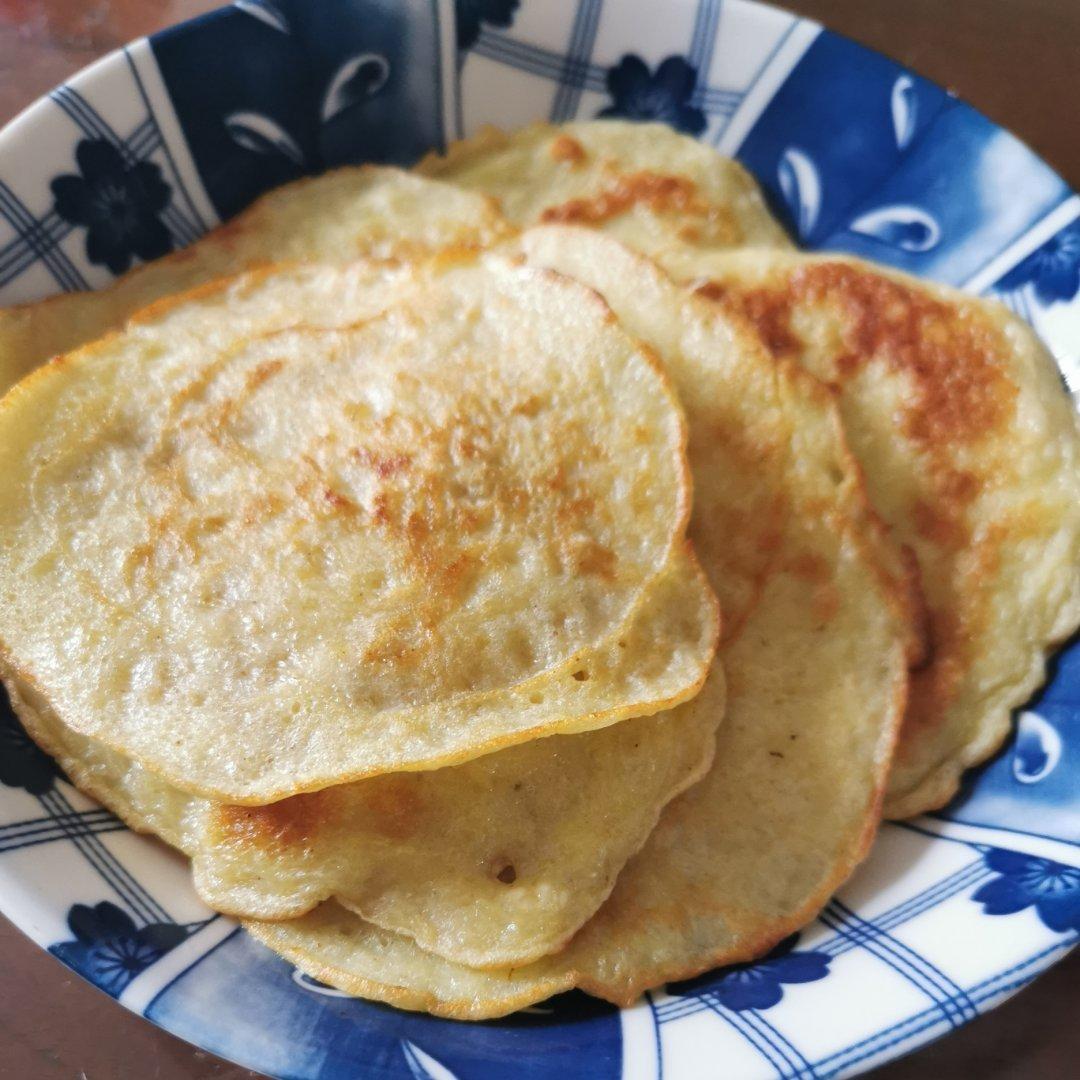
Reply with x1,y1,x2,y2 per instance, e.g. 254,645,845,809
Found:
0,701,57,795
51,139,173,276
455,0,520,50
666,934,831,1011
998,222,1080,303
0,4,1076,1076
973,850,1080,933
49,902,188,997
598,55,706,136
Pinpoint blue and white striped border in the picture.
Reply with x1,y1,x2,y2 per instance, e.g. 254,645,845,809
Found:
0,2,1076,1078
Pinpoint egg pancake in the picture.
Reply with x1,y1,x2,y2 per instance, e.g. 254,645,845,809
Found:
0,166,510,395
245,230,912,1017
416,120,792,274
7,547,721,968
680,249,1080,816
0,253,704,802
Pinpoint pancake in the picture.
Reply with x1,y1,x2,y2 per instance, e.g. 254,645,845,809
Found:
0,254,704,803
0,166,510,395
679,249,1080,817
7,549,722,968
416,120,792,274
247,230,912,1017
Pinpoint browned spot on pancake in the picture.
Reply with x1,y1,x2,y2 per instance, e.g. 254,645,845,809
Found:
540,171,703,226
782,550,839,623
902,607,968,744
556,494,598,523
549,134,587,166
371,490,393,528
700,252,1021,698
812,582,841,624
406,509,430,546
352,447,412,478
413,550,476,600
322,487,358,515
216,790,336,849
704,264,1018,452
512,395,544,418
902,516,1007,743
245,359,284,391
835,352,861,379
574,538,617,579
696,281,802,358
791,263,1018,447
359,776,426,840
541,460,620,579
911,497,968,549
785,551,829,583
690,408,793,640
938,468,981,505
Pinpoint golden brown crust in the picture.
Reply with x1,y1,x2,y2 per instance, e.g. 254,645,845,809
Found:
0,253,707,803
541,172,714,228
692,250,1080,818
548,134,587,167
693,292,929,667
0,165,512,397
417,120,791,262
695,263,1018,453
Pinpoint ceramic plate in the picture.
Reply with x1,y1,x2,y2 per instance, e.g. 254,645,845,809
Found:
0,2,1077,1077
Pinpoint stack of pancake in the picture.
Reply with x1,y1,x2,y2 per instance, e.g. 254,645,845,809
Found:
0,121,1076,1018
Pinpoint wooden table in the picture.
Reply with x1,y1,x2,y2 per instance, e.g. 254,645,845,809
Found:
0,2,1077,1077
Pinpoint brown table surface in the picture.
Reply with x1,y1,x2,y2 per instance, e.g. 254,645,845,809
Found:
1,1,1077,1077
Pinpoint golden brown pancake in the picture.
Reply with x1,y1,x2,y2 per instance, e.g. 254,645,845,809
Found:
681,248,1080,817
416,120,792,275
0,166,509,395
7,556,721,969
243,230,911,1017
0,254,707,802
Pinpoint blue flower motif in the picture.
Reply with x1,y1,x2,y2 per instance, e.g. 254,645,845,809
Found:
51,139,173,276
455,0,520,50
49,902,188,998
598,55,706,136
998,222,1080,305
973,849,1080,933
0,700,57,795
666,934,831,1011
